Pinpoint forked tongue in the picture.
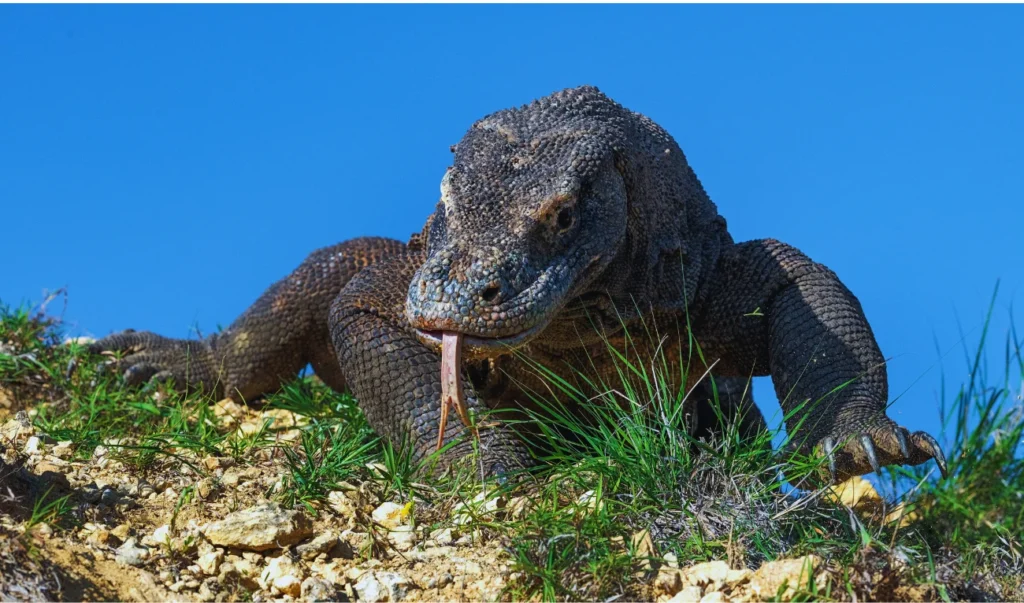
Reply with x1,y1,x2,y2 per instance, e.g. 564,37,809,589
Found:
437,332,477,451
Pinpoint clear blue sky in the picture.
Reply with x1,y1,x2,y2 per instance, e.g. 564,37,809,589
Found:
2,5,1022,450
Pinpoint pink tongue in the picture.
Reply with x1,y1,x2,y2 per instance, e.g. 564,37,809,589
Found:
437,332,476,451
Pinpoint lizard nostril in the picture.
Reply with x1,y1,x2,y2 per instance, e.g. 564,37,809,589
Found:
481,284,502,304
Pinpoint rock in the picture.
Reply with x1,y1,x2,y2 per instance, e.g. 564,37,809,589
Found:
196,478,215,500
655,567,683,594
143,524,172,547
631,529,656,573
667,585,704,602
371,501,409,529
725,568,753,586
682,561,730,590
453,491,504,525
86,527,111,546
429,527,454,546
506,496,530,519
387,525,417,551
354,572,385,603
1,416,32,444
52,440,75,459
301,577,338,602
296,531,338,560
699,591,726,603
340,530,371,556
202,503,313,551
115,537,150,566
377,571,416,601
577,489,603,512
197,549,224,575
110,523,132,542
259,556,304,597
24,435,42,455
749,556,822,601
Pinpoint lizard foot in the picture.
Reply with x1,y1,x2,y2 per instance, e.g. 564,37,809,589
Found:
87,330,218,394
816,418,947,484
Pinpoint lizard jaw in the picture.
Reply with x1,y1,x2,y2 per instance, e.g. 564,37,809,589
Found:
413,319,549,359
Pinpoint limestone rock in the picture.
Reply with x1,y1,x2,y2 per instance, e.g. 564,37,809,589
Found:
197,549,224,575
115,537,150,566
749,555,822,601
296,531,338,560
377,571,416,601
202,503,312,551
301,577,338,602
259,556,304,597
354,572,385,603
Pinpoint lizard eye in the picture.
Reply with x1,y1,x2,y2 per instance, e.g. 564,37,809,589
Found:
556,207,575,232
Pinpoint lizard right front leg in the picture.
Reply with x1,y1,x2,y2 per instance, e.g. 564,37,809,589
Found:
88,237,406,400
328,253,531,476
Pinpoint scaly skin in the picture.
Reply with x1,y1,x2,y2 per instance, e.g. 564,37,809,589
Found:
90,86,945,482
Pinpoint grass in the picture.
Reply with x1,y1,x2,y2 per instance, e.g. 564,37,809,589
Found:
1,291,1021,601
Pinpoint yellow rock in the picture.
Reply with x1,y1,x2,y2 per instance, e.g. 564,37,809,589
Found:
682,560,730,589
699,591,726,603
748,555,823,601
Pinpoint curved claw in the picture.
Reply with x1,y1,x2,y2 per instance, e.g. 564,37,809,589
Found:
895,428,910,459
860,434,881,475
917,432,948,479
822,436,837,482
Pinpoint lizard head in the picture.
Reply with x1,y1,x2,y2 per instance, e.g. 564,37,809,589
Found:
406,85,723,358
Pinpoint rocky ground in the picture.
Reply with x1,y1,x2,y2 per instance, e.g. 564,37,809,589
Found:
0,400,951,603
1,309,1021,602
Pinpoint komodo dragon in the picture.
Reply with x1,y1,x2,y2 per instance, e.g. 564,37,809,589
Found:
89,85,946,483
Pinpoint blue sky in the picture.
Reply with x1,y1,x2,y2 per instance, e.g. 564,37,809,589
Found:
2,5,1021,450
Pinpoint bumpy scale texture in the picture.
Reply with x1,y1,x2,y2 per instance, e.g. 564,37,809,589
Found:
91,86,945,482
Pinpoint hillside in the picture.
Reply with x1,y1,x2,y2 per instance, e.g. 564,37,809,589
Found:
0,293,1020,602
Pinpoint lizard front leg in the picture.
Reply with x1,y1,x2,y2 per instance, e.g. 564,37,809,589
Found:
694,239,946,483
328,252,531,477
88,237,405,400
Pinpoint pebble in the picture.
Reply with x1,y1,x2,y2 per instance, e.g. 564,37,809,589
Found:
301,577,338,602
354,572,385,603
197,549,225,575
296,531,338,560
115,537,150,567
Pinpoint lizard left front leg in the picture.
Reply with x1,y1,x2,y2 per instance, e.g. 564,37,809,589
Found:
693,239,946,483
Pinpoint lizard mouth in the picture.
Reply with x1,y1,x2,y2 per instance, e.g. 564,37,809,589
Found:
413,319,549,358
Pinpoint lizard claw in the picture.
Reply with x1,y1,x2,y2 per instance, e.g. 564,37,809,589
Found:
816,419,948,483
916,432,948,479
895,428,910,459
860,434,881,475
822,436,837,482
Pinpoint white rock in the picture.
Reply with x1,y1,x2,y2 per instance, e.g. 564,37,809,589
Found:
143,524,172,547
387,525,417,551
52,440,75,459
24,436,42,455
115,537,150,566
196,549,224,575
354,572,385,603
429,527,454,546
667,586,704,602
453,491,505,525
377,571,416,601
301,577,337,601
260,556,304,596
371,501,408,529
